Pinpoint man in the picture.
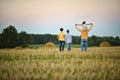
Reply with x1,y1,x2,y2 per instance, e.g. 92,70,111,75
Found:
75,21,93,51
57,28,65,51
65,30,72,51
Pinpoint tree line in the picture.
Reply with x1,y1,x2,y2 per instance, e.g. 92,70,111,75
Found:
0,25,120,48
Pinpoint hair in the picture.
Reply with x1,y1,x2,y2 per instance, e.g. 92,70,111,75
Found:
67,30,69,33
82,21,86,24
60,28,63,31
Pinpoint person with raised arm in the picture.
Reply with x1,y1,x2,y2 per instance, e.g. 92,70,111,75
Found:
75,21,93,51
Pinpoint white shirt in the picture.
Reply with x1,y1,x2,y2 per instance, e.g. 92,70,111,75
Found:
79,24,88,30
65,33,72,43
82,24,88,30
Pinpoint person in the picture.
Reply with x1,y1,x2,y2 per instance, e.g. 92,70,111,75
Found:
75,21,93,51
57,28,65,52
65,30,72,51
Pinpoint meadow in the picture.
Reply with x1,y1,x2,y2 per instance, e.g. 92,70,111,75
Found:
0,46,120,80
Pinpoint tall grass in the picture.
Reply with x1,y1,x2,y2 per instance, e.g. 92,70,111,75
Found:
0,47,120,80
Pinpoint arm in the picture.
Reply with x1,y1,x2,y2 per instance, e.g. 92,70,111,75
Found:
88,23,93,32
77,24,82,26
75,24,81,31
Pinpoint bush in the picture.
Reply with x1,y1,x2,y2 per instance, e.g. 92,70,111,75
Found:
45,42,56,48
100,41,111,47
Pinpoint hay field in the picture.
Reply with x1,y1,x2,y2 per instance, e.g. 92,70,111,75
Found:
0,47,120,80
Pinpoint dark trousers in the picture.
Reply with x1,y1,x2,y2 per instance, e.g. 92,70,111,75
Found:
59,41,65,51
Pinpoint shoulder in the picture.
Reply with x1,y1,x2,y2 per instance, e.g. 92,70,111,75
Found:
58,32,61,35
62,32,65,35
58,32,65,35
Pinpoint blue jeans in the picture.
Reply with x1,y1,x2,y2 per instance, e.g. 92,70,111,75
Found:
66,43,71,51
59,41,65,51
81,39,88,51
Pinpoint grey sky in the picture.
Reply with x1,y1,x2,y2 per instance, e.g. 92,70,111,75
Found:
0,0,120,37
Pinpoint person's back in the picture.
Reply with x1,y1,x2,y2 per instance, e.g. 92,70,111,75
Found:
66,30,72,51
58,31,65,41
57,28,65,51
75,21,93,51
66,33,72,43
80,30,89,39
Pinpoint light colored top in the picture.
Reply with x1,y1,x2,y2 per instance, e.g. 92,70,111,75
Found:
65,33,72,43
80,30,89,39
75,23,93,39
57,32,65,41
82,24,88,30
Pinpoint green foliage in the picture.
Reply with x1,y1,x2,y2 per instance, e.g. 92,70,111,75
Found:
88,35,102,46
0,25,30,48
28,44,44,49
72,36,81,44
0,25,120,49
29,34,58,44
28,34,120,46
103,36,120,46
0,25,18,48
18,31,30,48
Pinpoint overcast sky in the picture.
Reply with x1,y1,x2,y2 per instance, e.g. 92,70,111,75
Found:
0,0,120,37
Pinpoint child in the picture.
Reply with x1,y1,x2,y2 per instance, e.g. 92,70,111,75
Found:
65,30,72,51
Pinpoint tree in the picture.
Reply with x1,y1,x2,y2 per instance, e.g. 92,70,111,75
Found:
115,36,120,46
88,35,102,46
0,25,18,48
18,31,30,47
72,36,80,44
0,33,2,48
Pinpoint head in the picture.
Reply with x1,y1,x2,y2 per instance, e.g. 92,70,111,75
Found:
82,21,86,24
82,21,88,30
60,28,63,31
66,30,69,33
82,21,86,26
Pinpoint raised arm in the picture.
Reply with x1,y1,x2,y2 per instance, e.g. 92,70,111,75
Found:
88,23,93,32
75,24,81,31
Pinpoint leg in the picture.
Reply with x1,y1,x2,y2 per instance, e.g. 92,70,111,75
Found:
61,41,65,51
84,40,88,51
67,43,69,51
81,40,84,51
69,43,71,51
67,43,71,51
59,41,62,51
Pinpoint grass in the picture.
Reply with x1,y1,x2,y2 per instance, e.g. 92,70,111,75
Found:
0,47,120,80
28,44,45,49
28,44,80,48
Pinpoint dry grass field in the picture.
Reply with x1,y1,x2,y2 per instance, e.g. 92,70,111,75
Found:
0,47,120,80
